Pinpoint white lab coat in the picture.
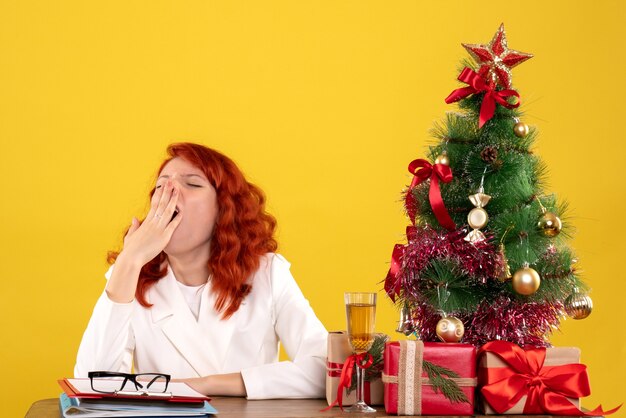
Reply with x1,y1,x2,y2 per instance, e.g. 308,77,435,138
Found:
74,253,328,399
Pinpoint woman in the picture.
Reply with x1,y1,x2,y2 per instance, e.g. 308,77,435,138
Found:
74,143,328,399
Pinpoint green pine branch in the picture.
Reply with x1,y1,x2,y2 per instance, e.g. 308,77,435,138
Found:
422,360,470,404
420,259,485,312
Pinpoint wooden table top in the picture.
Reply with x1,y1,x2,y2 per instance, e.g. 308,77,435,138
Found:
25,397,592,418
27,397,390,417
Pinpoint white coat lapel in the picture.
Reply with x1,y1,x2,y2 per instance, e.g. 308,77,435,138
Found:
150,269,220,377
209,256,273,371
197,280,240,371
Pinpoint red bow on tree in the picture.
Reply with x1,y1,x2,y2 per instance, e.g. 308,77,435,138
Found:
445,67,520,128
384,244,404,302
479,341,621,416
384,226,417,301
405,159,456,231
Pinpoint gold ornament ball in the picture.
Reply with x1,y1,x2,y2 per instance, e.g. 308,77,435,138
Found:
564,292,593,320
538,212,562,237
513,122,529,138
512,267,541,295
435,153,450,166
436,316,465,343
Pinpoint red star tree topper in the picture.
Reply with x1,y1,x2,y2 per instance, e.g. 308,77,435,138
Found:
462,23,533,88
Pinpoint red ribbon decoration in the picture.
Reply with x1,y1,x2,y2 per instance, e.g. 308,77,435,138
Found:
395,159,455,301
384,227,417,302
323,352,374,411
405,159,456,231
384,244,404,302
326,361,372,404
326,361,343,377
445,67,521,128
479,341,621,416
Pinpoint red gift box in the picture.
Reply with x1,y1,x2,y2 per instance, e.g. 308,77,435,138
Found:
325,332,384,407
479,341,580,414
382,340,476,416
478,340,622,416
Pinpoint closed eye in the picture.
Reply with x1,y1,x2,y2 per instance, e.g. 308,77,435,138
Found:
188,183,202,187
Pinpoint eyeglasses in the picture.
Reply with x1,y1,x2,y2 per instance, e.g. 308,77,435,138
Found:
88,371,171,396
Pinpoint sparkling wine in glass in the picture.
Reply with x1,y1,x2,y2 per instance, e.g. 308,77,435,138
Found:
344,292,377,413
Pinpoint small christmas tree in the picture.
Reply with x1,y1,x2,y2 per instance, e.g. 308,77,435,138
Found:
385,24,593,348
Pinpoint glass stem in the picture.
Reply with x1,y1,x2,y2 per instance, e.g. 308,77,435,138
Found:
356,361,364,404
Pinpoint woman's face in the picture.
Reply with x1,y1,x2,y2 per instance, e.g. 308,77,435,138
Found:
155,157,218,257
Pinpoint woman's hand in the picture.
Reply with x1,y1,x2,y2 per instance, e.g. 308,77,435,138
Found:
105,180,183,303
121,180,183,267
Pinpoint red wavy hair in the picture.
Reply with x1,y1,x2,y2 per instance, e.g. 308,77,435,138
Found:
108,143,278,319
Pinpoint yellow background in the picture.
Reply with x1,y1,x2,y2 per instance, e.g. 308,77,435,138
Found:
1,1,624,416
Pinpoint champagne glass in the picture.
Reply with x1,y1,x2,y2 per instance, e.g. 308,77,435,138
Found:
344,292,377,413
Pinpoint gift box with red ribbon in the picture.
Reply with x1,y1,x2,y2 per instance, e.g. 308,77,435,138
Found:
478,340,621,416
325,331,385,408
382,340,477,416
